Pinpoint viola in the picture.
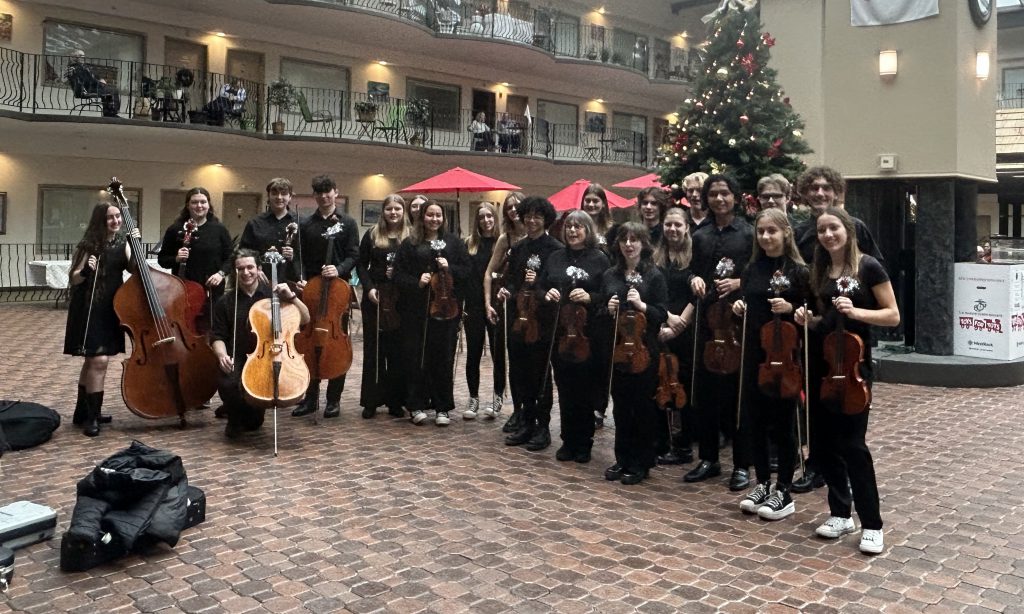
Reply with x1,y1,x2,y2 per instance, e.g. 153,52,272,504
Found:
820,275,870,415
428,239,460,321
177,219,208,334
377,252,401,332
655,351,687,409
512,254,541,344
109,178,219,424
757,270,802,399
556,267,591,363
703,257,742,375
294,220,353,381
241,248,310,408
613,272,650,374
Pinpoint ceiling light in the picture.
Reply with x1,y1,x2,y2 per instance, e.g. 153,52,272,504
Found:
375,173,385,177
595,98,605,103
500,82,511,87
597,6,606,15
377,60,389,66
214,31,227,37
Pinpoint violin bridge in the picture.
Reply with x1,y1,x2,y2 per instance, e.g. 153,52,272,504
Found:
153,336,176,347
769,361,783,366
271,342,284,355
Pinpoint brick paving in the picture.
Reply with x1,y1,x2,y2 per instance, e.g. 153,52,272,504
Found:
0,301,1022,613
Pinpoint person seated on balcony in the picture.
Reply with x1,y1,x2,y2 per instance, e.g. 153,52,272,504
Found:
468,111,494,151
64,49,120,117
497,116,522,153
203,79,248,124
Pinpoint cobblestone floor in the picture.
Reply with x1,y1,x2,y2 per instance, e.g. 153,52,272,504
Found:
0,302,1022,613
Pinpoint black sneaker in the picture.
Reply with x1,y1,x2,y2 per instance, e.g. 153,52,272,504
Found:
791,469,825,493
555,445,575,461
739,482,773,514
757,487,795,521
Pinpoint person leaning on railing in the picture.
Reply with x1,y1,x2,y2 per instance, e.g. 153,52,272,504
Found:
203,79,247,125
64,49,120,118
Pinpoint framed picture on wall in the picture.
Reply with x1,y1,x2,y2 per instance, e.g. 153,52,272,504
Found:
362,200,382,226
585,111,606,133
368,81,390,102
337,194,349,215
0,13,12,43
0,192,6,235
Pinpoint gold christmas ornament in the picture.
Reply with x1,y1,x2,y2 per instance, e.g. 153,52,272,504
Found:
716,67,729,81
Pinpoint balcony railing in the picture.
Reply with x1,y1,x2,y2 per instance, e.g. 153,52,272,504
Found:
280,0,694,82
0,48,648,167
999,83,1024,109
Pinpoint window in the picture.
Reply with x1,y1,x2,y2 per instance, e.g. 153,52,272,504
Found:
39,185,141,245
613,112,648,164
42,21,144,90
281,58,350,119
536,99,578,145
1002,67,1024,101
407,78,460,131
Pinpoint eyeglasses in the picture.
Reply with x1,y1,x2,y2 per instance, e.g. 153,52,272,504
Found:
758,193,786,202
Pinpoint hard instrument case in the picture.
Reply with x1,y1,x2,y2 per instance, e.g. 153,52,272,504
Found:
0,500,57,550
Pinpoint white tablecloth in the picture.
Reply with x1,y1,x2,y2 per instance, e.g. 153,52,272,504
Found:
27,259,166,289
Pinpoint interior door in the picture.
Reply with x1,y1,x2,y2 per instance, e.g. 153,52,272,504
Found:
222,192,262,241
472,89,496,124
160,190,189,240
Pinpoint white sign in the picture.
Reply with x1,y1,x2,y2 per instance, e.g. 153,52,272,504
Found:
953,263,1024,360
851,0,939,27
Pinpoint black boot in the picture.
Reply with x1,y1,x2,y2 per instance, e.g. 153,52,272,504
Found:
525,408,551,451
502,406,523,433
292,380,320,417
83,391,103,437
72,384,87,426
504,417,535,446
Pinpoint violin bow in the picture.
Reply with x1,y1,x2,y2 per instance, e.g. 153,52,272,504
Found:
735,306,747,426
375,290,381,385
607,293,621,400
690,299,700,412
539,283,564,402
78,252,102,355
420,276,431,370
798,299,810,476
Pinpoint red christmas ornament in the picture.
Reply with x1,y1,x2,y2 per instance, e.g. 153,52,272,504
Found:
695,101,704,110
740,53,757,76
762,33,776,47
739,114,749,125
783,97,791,106
766,137,784,159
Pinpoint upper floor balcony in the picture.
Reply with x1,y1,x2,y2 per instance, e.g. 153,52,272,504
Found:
0,47,651,168
267,0,700,84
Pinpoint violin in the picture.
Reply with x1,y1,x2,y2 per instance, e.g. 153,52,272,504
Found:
612,272,650,374
703,257,742,375
294,221,353,381
177,219,208,335
109,178,219,424
241,248,309,408
655,351,687,409
377,251,400,332
428,239,460,320
757,270,802,399
512,254,541,344
556,267,591,363
820,275,870,415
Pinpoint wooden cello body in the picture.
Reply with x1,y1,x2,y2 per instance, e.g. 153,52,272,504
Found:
242,249,310,408
108,179,219,422
294,222,353,380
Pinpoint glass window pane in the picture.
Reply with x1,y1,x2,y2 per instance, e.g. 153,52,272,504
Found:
407,78,460,131
40,186,140,245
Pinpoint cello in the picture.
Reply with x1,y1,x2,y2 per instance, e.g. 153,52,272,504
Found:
109,178,219,425
294,220,353,383
757,270,802,399
511,254,541,344
820,275,871,415
176,218,209,334
703,257,742,375
241,248,309,410
612,272,650,374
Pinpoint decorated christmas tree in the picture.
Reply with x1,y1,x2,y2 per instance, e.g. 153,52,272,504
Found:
658,1,811,191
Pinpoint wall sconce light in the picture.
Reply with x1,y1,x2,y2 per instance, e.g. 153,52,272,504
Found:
879,50,898,79
976,51,990,80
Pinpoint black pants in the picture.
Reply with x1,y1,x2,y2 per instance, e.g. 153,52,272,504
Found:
218,372,266,431
464,304,504,399
819,408,882,530
695,367,750,467
508,336,553,425
802,345,827,473
306,375,346,404
359,297,404,411
749,388,798,487
404,316,458,412
553,357,597,452
611,366,659,473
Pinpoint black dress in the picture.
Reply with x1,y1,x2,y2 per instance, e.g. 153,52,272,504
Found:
357,231,403,412
63,239,130,357
157,218,233,331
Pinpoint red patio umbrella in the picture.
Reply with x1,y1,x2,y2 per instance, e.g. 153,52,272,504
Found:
548,179,634,212
400,167,521,232
612,173,665,190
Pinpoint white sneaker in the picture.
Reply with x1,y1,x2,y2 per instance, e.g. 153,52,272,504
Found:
859,529,884,554
480,393,503,419
411,410,427,425
435,411,451,426
463,398,480,420
815,516,856,539
739,482,772,514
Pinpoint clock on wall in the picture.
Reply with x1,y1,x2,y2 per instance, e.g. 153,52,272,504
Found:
969,0,992,27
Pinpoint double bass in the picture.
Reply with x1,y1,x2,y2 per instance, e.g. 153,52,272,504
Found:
177,219,209,334
241,248,309,409
612,272,650,374
703,257,742,374
820,275,871,415
294,221,353,381
757,270,802,399
109,178,219,425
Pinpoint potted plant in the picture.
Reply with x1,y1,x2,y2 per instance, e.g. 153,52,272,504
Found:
600,47,611,63
404,98,431,146
586,46,599,61
611,51,624,65
267,78,297,134
355,100,378,122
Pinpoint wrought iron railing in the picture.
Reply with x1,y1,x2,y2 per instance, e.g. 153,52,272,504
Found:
0,242,160,302
999,83,1024,109
1,47,648,166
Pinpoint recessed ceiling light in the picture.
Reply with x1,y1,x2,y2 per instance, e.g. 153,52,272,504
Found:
595,98,605,103
377,60,389,66
375,173,385,177
500,82,511,87
597,7,606,15
214,31,227,37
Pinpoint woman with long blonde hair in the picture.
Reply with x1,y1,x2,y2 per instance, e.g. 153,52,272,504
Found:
356,193,410,418
462,201,502,419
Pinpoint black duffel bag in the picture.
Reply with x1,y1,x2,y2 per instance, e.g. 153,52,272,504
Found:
0,400,62,456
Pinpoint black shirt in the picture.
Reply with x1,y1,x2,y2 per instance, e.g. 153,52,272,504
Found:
599,263,670,364
795,215,883,265
298,209,359,281
689,215,754,306
817,255,889,377
157,219,233,284
505,233,563,316
239,210,299,281
356,230,400,295
392,232,471,317
538,246,610,338
740,255,810,372
658,256,695,315
465,235,497,311
211,282,273,371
